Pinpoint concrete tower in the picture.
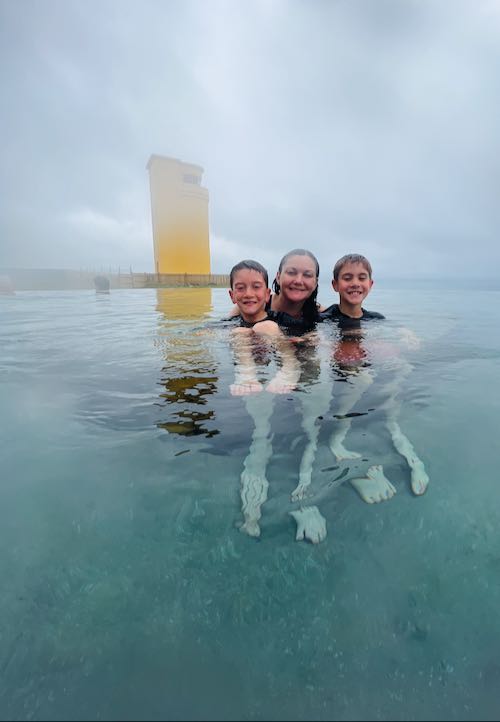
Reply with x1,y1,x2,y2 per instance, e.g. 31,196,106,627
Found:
147,154,211,275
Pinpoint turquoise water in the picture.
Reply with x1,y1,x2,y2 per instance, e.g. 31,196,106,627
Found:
1,285,500,721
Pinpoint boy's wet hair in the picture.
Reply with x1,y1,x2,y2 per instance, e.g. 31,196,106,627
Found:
333,254,373,281
230,260,269,288
272,248,320,324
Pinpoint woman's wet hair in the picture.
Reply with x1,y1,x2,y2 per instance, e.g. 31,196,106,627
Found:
272,248,320,324
230,259,269,288
333,254,372,281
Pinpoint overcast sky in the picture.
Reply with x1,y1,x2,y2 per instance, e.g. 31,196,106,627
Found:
1,0,499,278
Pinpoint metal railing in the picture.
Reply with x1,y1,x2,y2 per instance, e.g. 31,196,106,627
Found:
0,268,230,290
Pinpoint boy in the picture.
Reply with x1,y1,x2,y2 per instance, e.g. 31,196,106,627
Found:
227,259,301,396
228,260,310,538
228,260,281,335
310,253,429,504
320,253,385,328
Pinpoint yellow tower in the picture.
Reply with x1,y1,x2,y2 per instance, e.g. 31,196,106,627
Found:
147,154,211,275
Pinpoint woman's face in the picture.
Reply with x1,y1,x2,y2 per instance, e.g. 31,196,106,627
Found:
276,254,318,305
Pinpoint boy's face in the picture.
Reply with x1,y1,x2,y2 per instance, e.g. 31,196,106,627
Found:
229,269,270,317
333,262,373,307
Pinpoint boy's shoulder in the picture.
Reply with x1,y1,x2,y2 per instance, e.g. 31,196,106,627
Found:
218,312,280,331
319,304,385,326
361,308,385,320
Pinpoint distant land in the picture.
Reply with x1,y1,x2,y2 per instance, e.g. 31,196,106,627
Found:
0,268,137,291
375,277,500,291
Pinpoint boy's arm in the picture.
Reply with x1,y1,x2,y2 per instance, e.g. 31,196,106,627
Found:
229,328,263,396
368,314,421,352
397,327,421,350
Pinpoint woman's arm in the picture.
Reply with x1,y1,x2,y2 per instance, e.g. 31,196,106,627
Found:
228,304,240,318
254,325,301,394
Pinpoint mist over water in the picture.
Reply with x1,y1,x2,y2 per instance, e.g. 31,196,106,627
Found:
1,285,499,721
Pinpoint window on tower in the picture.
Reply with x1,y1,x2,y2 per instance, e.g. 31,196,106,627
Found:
183,173,201,185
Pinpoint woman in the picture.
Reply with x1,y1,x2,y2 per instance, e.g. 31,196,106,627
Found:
269,248,322,331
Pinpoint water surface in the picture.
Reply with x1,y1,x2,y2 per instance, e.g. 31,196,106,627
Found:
1,285,499,721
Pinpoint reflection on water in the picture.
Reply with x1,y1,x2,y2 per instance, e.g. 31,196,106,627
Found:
154,287,213,320
331,329,369,374
154,288,220,438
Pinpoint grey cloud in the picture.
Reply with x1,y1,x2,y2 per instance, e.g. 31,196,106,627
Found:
1,0,499,277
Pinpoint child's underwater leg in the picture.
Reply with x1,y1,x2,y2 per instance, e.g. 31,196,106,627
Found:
328,368,397,504
380,359,430,496
291,373,333,502
386,417,429,495
329,369,373,461
349,464,397,504
287,350,330,543
239,392,275,538
289,506,327,544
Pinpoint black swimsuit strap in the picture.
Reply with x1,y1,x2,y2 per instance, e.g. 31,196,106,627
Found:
240,314,271,328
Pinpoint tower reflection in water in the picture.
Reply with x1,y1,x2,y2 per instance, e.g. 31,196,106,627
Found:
155,288,220,438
